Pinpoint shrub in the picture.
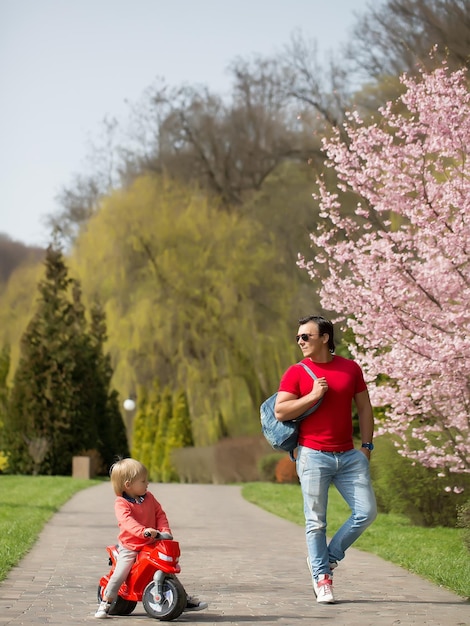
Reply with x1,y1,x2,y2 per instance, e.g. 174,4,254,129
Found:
0,450,8,473
258,453,284,482
457,499,470,553
370,436,470,527
275,455,298,484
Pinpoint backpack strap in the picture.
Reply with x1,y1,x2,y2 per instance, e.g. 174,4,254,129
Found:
294,361,323,422
289,361,324,462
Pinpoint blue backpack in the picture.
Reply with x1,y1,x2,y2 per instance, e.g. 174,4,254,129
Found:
260,362,323,455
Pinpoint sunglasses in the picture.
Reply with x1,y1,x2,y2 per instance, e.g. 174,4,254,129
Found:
296,333,319,342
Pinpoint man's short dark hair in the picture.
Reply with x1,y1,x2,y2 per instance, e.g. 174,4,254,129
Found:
298,315,335,353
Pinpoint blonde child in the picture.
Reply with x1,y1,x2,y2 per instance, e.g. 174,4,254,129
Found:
95,458,207,619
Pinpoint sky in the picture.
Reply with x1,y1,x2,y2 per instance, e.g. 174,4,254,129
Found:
0,0,371,247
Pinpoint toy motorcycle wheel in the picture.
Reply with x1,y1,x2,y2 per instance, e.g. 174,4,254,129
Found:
142,574,186,621
97,585,137,616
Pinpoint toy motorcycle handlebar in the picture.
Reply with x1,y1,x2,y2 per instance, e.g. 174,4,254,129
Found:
143,530,173,540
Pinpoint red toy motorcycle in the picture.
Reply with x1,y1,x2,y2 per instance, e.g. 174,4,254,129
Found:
97,531,187,621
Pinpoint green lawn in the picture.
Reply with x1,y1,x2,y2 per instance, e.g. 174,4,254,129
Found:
242,482,470,599
0,475,101,582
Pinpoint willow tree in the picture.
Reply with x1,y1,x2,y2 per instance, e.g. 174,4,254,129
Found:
72,175,298,444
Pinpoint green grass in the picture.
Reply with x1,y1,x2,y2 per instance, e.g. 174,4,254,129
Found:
0,475,101,582
242,482,470,599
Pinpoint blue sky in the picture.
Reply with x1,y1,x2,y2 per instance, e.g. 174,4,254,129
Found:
0,0,371,246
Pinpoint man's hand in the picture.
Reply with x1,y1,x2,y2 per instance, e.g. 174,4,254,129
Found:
312,377,328,401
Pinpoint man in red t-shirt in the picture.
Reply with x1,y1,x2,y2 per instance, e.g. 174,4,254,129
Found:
275,315,377,604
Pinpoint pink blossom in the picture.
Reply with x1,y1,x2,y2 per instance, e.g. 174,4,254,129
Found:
300,62,470,475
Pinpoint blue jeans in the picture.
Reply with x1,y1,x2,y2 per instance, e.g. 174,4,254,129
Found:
296,446,377,581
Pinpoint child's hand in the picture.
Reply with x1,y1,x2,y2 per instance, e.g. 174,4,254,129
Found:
144,528,173,540
143,527,158,539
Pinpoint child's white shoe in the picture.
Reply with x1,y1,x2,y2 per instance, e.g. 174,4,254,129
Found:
95,600,111,618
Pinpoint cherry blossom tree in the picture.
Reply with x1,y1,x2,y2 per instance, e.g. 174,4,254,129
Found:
299,61,470,478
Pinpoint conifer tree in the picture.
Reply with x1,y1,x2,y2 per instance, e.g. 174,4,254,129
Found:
161,389,194,482
215,409,229,439
0,345,10,470
4,243,128,474
0,345,9,425
146,381,161,477
88,302,129,467
130,386,149,460
150,386,172,482
133,383,161,472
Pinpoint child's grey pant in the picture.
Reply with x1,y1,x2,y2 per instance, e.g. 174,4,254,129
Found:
103,546,138,599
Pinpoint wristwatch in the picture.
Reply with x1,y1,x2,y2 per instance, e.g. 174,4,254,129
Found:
361,442,374,451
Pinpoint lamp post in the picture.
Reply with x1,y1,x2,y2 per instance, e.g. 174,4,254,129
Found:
123,393,137,440
123,397,136,412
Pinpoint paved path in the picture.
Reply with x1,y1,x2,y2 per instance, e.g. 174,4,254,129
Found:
0,483,468,626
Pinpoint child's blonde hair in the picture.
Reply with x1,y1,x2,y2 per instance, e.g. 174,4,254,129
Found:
109,458,148,496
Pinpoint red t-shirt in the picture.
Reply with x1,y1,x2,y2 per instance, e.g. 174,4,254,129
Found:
278,356,367,452
114,491,171,551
